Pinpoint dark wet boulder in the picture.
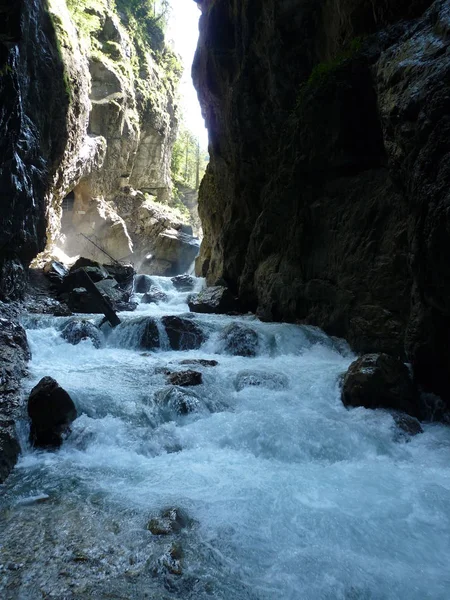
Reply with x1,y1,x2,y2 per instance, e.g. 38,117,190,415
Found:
142,286,169,304
341,354,419,418
147,507,192,535
43,260,69,285
61,320,103,348
219,322,259,357
69,257,106,274
235,370,288,392
188,286,240,315
167,370,203,387
154,386,201,418
179,359,218,367
171,274,195,292
27,377,77,448
134,274,153,293
68,287,104,313
103,264,135,289
392,413,423,438
139,318,160,350
62,265,109,294
162,316,205,350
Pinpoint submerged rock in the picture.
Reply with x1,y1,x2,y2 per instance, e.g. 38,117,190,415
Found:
235,370,288,392
154,386,201,418
179,359,218,367
219,322,259,357
142,286,169,304
167,370,203,387
171,274,195,291
188,286,239,315
147,507,191,535
341,354,419,417
392,413,423,438
28,377,77,448
139,318,160,350
61,320,103,348
162,316,205,351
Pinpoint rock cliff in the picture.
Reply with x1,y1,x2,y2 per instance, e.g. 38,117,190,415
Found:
0,0,88,300
194,0,450,411
0,0,194,294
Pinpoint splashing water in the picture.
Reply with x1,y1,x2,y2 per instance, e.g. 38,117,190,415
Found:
1,277,450,599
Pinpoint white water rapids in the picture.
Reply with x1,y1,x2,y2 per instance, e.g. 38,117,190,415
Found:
1,276,450,599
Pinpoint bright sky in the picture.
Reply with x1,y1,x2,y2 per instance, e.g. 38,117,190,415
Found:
167,0,208,147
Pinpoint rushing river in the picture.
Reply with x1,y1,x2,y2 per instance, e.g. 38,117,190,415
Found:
1,276,450,599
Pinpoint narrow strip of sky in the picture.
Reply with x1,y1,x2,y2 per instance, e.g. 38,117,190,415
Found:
167,0,208,147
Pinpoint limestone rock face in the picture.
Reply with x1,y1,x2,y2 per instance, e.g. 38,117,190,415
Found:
54,3,187,269
194,0,450,412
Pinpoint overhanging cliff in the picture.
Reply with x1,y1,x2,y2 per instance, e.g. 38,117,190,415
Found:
193,0,450,409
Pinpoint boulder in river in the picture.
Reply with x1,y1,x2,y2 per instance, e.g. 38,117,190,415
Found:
392,413,423,438
167,370,203,387
219,322,259,357
142,286,169,304
134,274,153,293
139,318,160,350
179,359,218,367
188,286,240,315
155,386,201,418
341,353,419,417
61,320,103,348
147,507,191,535
162,316,205,350
171,274,195,291
28,377,77,448
235,370,288,392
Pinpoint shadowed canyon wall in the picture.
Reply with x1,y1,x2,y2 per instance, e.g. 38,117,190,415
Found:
0,0,82,299
194,0,450,410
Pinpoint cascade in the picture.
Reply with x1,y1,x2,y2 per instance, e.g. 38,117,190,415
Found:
1,275,450,599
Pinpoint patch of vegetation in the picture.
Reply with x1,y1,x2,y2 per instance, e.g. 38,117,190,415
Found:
45,2,74,104
66,0,104,48
291,36,365,119
171,124,209,192
306,37,364,87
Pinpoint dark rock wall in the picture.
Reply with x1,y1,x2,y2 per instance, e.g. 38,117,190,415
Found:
0,0,71,300
194,0,450,405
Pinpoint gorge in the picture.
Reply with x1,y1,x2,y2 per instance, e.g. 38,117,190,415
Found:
1,0,450,598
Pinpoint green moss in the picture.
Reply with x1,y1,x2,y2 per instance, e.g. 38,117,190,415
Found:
307,37,364,87
45,2,73,104
66,0,104,43
291,36,365,120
